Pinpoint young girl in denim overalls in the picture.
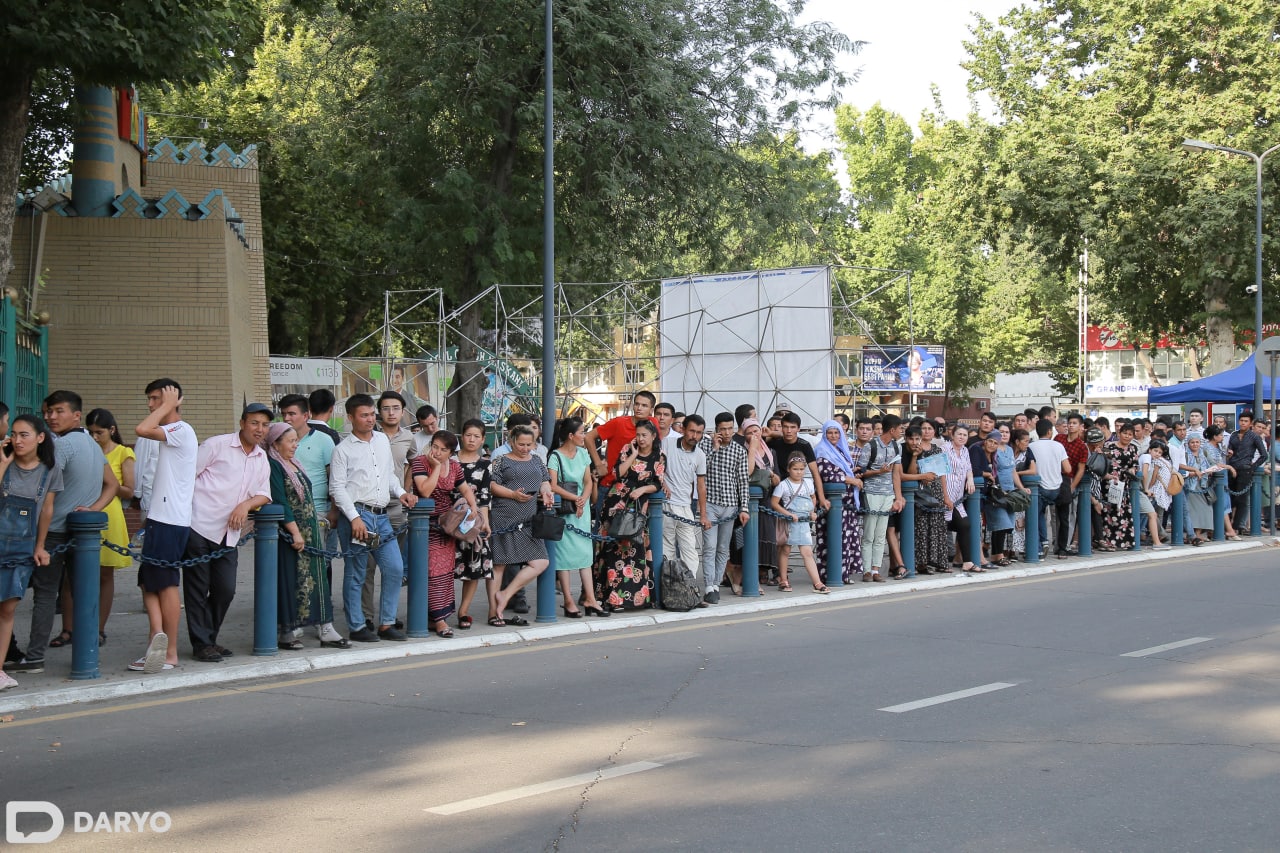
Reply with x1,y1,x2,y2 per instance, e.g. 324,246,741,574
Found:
770,454,830,595
0,415,60,691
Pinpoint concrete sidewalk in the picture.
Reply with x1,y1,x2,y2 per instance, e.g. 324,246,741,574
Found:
1,538,1271,715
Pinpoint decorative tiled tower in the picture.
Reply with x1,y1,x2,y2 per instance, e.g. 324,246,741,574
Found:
6,86,270,439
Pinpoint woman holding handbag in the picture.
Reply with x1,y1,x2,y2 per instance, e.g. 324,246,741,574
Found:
549,417,605,617
490,426,555,623
412,430,480,637
593,420,664,612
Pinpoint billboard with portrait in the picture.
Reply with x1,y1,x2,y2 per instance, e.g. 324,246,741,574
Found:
861,345,946,393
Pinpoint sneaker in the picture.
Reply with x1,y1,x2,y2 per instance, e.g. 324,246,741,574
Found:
377,625,407,642
703,589,720,605
143,632,169,673
1152,543,1172,551
12,657,44,674
349,626,381,643
318,623,344,643
128,658,175,672
0,671,17,690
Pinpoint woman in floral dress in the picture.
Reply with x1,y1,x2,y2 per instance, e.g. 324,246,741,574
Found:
813,420,864,583
905,421,950,574
594,420,664,612
454,419,494,630
1098,422,1139,551
411,430,480,637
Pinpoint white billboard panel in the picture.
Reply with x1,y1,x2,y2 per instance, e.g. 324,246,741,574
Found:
658,267,834,428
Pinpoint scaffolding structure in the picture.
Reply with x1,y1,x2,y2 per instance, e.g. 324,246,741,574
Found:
343,265,917,431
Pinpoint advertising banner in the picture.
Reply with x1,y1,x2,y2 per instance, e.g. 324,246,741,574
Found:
861,345,946,393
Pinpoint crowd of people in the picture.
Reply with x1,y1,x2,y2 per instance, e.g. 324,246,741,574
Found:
0,380,1275,693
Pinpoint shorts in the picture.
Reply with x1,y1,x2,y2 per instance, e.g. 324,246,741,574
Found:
1137,493,1156,515
137,519,190,593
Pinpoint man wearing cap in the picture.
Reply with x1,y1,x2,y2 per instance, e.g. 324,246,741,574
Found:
182,403,273,662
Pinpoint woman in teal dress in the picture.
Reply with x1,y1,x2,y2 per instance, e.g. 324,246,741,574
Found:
264,423,348,650
549,417,607,617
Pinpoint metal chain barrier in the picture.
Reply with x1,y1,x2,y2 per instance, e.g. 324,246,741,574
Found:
102,534,256,568
0,539,76,573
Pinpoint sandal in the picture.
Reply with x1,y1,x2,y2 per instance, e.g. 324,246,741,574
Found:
506,615,530,627
434,623,455,639
777,582,793,591
99,632,107,647
1190,538,1204,547
457,615,473,630
934,565,954,573
49,631,72,648
278,638,305,651
487,616,507,627
891,565,908,579
812,584,830,594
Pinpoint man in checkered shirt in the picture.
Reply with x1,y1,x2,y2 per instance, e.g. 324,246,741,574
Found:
699,412,750,604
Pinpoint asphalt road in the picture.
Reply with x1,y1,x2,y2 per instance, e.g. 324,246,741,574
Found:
3,546,1278,852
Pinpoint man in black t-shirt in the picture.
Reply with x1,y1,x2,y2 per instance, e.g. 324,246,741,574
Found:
766,412,829,511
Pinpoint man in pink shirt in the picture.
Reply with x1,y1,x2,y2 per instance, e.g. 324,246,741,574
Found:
183,403,272,663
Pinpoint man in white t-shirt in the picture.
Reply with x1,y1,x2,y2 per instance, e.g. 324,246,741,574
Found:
131,379,198,673
661,414,709,602
1028,418,1071,555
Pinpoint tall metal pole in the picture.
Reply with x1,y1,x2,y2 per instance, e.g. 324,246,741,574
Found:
541,0,556,447
1254,155,1265,422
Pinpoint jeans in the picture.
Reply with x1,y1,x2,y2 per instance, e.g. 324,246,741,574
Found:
701,503,738,592
364,503,411,617
339,508,403,632
24,531,69,661
661,503,702,587
1038,486,1060,549
861,493,893,570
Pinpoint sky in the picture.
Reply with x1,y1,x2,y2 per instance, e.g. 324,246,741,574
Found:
798,0,1017,142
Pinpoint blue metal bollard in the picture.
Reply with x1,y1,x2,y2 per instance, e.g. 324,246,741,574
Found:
647,491,665,607
1250,467,1264,536
743,486,761,598
253,504,284,657
1212,470,1226,541
406,503,433,638
966,475,984,566
823,481,847,586
1170,487,1185,547
1130,478,1143,551
899,480,917,577
68,511,108,680
1023,474,1041,564
1076,470,1093,557
536,497,559,623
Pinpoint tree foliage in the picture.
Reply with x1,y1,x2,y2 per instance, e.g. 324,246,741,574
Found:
963,0,1280,372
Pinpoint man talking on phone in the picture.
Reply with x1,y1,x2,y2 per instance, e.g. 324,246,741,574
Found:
585,390,659,512
699,412,749,603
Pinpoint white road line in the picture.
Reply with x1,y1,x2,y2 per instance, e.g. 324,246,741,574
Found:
878,682,1018,713
426,756,690,815
1120,637,1214,658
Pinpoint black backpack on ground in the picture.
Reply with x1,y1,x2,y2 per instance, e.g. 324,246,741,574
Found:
660,557,703,612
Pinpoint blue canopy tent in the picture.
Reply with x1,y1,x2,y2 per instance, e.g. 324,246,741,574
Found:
1146,354,1278,404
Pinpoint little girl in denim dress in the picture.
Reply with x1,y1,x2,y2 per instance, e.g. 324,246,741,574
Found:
770,454,830,594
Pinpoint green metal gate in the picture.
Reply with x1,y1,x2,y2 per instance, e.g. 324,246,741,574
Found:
0,296,49,416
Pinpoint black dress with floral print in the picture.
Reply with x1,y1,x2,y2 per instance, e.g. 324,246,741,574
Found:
593,449,665,611
1099,442,1138,550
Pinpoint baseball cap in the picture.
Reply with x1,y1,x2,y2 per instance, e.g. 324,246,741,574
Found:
242,402,272,418
1085,427,1104,443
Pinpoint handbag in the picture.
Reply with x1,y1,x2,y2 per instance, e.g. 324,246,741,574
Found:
990,484,1032,513
1167,470,1184,496
530,507,565,541
550,451,580,515
439,498,480,544
610,505,648,540
916,489,947,507
1086,451,1108,478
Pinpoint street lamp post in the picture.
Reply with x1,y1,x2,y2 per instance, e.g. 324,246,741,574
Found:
1182,138,1279,420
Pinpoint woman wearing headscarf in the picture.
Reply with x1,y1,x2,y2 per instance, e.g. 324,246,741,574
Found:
264,422,347,650
813,419,864,583
730,418,779,590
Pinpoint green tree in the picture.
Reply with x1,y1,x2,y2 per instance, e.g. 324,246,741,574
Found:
1,0,258,291
964,0,1280,373
349,0,856,420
